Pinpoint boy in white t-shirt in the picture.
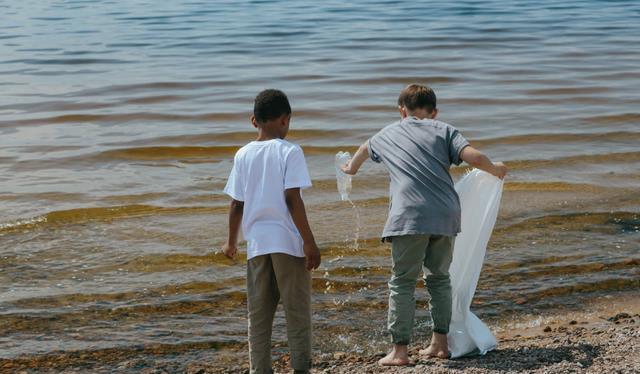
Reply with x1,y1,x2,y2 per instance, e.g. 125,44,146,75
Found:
222,89,321,374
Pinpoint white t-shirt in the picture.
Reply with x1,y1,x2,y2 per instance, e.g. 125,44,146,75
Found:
224,139,312,260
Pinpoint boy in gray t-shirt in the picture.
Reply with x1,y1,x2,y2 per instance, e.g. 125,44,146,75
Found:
342,84,506,366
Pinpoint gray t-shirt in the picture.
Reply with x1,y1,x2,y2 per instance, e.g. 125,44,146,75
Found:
368,117,470,239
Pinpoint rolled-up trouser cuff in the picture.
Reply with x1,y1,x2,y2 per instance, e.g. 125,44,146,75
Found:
432,327,449,334
290,357,311,370
249,368,273,374
391,332,410,345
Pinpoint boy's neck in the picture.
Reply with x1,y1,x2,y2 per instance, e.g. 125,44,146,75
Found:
408,110,435,120
256,127,282,141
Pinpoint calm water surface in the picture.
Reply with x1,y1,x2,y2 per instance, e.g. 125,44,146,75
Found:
1,0,639,371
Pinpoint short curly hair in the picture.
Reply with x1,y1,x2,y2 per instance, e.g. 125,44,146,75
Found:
253,89,291,124
397,84,437,113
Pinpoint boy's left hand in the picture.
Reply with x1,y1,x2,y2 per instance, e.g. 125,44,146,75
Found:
222,243,237,259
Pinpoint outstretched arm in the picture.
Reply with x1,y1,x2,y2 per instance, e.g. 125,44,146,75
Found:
222,199,244,258
285,188,321,270
460,146,507,179
341,141,369,175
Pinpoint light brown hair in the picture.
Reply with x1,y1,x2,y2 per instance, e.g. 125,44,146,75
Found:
397,84,437,113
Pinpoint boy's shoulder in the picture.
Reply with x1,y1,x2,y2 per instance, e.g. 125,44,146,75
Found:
275,138,302,152
414,118,458,131
434,119,460,132
409,119,463,138
234,142,253,159
270,139,303,157
375,119,403,137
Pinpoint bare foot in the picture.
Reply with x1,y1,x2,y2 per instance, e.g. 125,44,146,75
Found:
377,344,414,366
419,344,450,359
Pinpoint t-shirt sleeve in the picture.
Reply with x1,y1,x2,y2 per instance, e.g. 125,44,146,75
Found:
284,146,312,190
367,132,383,163
223,154,245,201
449,128,470,166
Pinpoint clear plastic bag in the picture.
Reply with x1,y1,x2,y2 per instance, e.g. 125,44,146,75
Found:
334,151,352,201
448,169,503,358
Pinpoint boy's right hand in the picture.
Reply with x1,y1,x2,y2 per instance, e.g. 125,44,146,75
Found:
222,243,237,259
493,162,508,179
303,242,321,271
341,159,356,175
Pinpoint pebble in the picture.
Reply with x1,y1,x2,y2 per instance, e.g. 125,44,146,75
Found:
333,352,347,360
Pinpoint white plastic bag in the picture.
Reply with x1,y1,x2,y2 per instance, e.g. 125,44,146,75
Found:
335,151,352,201
448,169,503,358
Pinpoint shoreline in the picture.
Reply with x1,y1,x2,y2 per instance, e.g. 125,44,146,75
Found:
1,291,638,373
199,291,640,374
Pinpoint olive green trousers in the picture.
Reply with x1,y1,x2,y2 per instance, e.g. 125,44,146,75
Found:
387,234,454,345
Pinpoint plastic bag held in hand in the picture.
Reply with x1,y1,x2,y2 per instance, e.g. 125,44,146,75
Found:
447,169,504,358
334,151,352,201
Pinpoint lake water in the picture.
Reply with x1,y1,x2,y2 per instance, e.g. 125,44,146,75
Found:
1,0,639,371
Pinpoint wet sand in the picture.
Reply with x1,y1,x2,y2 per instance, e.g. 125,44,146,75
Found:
178,291,640,374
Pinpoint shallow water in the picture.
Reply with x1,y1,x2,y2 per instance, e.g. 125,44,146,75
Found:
1,0,639,371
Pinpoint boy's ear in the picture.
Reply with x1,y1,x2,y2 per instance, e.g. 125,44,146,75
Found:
431,108,438,119
250,115,258,129
282,114,291,127
398,105,408,119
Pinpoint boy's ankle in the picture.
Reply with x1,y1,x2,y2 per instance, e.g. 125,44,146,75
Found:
430,332,448,348
393,343,409,354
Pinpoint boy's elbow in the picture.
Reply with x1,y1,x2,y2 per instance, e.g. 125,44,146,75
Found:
230,199,244,212
466,154,483,167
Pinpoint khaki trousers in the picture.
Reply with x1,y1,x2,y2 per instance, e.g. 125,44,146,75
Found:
388,234,454,345
247,253,312,373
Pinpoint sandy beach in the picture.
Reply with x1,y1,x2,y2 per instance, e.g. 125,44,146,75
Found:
170,291,640,374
